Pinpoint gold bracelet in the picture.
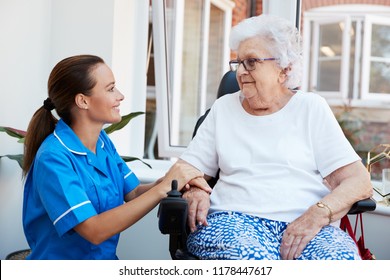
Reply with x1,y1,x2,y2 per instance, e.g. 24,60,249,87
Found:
316,201,333,225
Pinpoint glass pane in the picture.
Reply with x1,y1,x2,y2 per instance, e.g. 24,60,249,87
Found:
348,21,357,99
369,61,390,94
206,4,225,109
165,0,176,91
177,0,203,146
317,60,341,91
369,23,390,94
371,24,390,57
316,23,342,91
318,23,342,57
164,0,227,147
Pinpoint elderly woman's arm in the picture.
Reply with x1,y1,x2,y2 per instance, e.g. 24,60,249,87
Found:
280,160,373,260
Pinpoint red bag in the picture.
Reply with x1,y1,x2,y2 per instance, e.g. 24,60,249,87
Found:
340,214,375,260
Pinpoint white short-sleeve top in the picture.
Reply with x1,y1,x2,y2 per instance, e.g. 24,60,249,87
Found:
180,91,360,222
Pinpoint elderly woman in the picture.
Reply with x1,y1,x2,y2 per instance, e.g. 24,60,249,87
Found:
179,14,372,260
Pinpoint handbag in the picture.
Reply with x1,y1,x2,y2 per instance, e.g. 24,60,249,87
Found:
340,213,376,260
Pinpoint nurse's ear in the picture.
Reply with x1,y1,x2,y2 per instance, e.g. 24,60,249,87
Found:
75,93,89,110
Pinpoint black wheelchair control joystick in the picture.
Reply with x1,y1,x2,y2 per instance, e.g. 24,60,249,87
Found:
158,180,188,235
166,179,181,197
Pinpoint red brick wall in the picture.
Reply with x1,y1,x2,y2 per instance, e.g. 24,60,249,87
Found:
232,0,263,26
232,0,249,26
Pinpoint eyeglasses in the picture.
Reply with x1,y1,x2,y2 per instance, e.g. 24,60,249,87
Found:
229,58,278,72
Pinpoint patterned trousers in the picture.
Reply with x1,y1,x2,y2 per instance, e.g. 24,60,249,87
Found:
187,211,361,260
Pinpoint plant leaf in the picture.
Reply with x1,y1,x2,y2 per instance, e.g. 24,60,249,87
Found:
0,126,27,140
121,156,152,169
104,112,144,134
0,154,24,168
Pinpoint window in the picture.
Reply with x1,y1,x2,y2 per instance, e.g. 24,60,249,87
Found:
302,5,390,108
361,15,390,101
151,0,234,158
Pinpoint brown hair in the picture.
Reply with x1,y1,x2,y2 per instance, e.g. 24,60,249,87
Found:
23,54,105,176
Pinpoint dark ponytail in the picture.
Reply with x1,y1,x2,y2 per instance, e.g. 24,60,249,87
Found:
23,107,57,176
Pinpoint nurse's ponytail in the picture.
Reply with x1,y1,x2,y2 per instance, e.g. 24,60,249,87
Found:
22,102,58,177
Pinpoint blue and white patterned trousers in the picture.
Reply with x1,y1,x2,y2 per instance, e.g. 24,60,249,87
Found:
187,211,361,260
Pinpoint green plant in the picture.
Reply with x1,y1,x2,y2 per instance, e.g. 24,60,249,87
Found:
0,111,151,169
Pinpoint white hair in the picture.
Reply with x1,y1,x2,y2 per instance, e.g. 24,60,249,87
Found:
229,14,303,89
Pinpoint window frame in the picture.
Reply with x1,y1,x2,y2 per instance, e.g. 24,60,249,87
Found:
361,15,390,102
302,13,351,102
151,0,234,158
302,5,390,108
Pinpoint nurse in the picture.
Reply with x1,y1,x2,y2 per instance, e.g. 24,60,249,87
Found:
22,55,210,259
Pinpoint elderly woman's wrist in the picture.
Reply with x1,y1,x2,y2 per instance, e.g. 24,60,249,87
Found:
315,201,333,225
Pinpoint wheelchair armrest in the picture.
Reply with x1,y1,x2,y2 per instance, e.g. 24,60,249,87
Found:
347,197,376,215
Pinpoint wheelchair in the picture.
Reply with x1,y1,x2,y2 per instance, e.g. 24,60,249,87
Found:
158,70,376,260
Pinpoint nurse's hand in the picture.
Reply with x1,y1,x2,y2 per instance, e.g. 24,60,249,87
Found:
161,160,211,194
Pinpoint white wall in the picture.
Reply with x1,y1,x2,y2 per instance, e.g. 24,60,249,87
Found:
0,0,52,260
363,209,390,260
0,0,168,260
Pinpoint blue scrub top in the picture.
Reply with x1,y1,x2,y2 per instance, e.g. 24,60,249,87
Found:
23,120,140,259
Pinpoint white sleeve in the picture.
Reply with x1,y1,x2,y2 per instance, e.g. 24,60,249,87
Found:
180,105,219,178
310,96,361,177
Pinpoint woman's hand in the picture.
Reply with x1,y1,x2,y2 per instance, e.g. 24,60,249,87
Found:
183,187,210,232
161,160,211,194
280,204,329,260
281,160,373,260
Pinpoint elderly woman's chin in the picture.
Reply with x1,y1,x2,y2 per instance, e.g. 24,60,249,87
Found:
241,88,257,99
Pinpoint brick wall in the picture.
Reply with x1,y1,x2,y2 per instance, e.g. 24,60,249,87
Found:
232,0,249,26
333,105,390,165
231,0,263,26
